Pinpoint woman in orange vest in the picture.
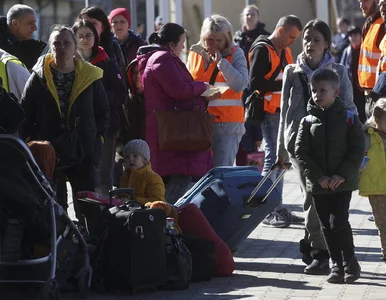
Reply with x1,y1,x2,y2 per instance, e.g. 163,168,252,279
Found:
188,14,248,167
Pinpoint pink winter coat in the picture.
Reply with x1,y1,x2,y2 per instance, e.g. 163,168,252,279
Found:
137,47,213,177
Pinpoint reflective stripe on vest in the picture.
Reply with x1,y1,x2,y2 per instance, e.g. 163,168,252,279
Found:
252,42,293,114
358,16,383,89
0,55,26,92
188,46,244,122
207,99,244,107
378,34,386,73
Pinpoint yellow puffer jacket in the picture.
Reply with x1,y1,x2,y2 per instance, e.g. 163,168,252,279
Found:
359,128,386,196
119,163,165,205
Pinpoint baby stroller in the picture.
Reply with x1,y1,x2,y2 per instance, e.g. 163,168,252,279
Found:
0,89,91,299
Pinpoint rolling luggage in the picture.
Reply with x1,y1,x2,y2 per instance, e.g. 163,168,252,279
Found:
95,188,167,293
174,165,289,252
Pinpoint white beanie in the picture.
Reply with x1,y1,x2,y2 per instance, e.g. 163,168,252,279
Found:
123,139,150,161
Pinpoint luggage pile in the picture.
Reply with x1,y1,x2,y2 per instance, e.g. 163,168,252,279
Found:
76,165,287,295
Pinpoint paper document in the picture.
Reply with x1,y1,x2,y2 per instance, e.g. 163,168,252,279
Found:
201,85,229,96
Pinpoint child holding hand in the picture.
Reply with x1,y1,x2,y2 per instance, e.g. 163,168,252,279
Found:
295,69,365,284
119,139,165,205
359,99,386,269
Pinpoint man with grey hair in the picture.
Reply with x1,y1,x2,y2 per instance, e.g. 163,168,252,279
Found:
0,4,46,69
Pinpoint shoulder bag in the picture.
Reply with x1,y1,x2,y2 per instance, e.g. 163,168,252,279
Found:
154,99,213,152
245,49,286,123
154,66,219,152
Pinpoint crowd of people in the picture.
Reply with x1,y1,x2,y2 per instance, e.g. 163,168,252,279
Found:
1,0,386,287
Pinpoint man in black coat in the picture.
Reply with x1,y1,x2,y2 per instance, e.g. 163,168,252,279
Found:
0,4,46,70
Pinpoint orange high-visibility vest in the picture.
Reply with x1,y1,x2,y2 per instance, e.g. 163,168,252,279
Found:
378,34,386,73
189,46,244,123
249,42,293,114
358,16,383,89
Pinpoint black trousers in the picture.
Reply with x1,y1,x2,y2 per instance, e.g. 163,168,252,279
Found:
313,191,355,263
53,158,101,231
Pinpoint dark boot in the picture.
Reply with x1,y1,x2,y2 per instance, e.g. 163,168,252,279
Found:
344,256,361,284
299,239,312,265
327,262,344,284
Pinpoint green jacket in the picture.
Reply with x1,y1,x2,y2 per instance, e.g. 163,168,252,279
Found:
359,127,386,196
295,97,365,194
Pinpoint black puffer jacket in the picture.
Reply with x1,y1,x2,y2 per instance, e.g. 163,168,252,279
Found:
0,16,46,70
295,97,365,194
21,54,110,165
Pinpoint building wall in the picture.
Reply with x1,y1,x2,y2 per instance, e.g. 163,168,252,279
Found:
182,0,316,58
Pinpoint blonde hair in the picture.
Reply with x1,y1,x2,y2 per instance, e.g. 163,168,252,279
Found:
200,14,234,49
240,5,260,26
366,98,386,128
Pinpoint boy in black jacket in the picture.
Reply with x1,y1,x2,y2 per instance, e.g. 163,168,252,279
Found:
295,69,365,284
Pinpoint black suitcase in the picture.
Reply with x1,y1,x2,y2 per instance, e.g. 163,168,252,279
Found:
95,188,167,293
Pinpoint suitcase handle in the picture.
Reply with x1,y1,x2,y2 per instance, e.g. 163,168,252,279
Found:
119,200,145,210
245,163,291,207
109,188,135,205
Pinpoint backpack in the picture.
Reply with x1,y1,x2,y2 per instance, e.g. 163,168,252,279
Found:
305,110,355,127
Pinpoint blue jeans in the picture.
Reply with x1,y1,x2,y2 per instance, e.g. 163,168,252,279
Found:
212,122,245,167
164,174,192,205
261,112,284,211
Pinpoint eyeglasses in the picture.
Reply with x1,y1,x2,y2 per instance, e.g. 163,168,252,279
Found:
112,20,128,25
77,33,94,40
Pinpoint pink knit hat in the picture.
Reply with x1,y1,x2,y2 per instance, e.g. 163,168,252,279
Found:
108,8,131,28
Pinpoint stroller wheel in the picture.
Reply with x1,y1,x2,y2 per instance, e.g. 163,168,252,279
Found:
78,267,92,298
40,279,59,300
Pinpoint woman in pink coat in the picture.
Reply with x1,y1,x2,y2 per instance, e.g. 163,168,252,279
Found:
137,23,213,204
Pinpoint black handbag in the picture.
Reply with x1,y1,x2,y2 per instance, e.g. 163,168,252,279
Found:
161,233,192,290
245,50,287,123
50,117,85,170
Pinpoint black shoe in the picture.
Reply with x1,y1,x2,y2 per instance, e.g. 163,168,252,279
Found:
299,239,312,265
304,259,330,275
344,256,361,284
327,262,344,284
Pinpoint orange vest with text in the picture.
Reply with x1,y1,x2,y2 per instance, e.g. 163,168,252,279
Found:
249,43,293,114
189,46,244,123
358,16,383,89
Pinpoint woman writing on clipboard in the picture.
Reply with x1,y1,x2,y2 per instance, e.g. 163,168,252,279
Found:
188,14,248,167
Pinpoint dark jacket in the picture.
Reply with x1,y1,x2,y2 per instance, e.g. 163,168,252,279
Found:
331,32,349,63
340,45,361,91
91,47,127,136
118,30,147,66
21,54,110,166
234,23,270,64
249,35,286,93
101,31,126,84
295,97,365,194
0,16,46,70
126,58,146,140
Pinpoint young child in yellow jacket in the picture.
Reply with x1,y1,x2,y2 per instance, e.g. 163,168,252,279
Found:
119,139,165,205
359,99,386,267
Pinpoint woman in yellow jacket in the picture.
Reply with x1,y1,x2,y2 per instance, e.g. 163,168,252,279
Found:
119,139,165,205
359,98,386,264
